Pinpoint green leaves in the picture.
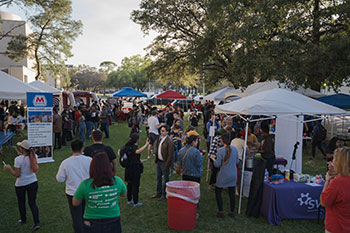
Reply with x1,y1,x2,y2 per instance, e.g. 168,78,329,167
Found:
132,0,350,91
4,0,82,82
106,55,151,91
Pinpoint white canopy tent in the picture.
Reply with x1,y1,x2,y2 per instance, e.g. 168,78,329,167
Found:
29,80,61,94
215,88,346,214
0,71,42,100
224,81,325,99
203,87,238,101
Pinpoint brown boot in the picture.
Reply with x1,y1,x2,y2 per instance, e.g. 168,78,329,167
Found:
228,212,235,218
216,211,224,218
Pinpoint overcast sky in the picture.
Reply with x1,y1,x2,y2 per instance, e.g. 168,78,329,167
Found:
2,0,155,68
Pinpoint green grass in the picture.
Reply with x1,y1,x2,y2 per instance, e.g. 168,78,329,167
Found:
0,121,327,233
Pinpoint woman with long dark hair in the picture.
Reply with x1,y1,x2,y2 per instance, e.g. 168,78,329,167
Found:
123,133,149,207
3,140,40,230
73,152,126,233
210,133,239,218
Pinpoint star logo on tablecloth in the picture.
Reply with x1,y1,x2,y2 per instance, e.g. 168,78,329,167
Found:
297,193,312,206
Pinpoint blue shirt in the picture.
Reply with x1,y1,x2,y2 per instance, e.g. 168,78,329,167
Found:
177,145,203,178
214,145,239,188
206,120,220,142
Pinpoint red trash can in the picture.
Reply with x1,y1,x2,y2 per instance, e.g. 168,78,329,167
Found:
166,181,200,231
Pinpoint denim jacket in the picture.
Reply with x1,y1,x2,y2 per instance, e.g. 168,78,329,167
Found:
177,145,203,178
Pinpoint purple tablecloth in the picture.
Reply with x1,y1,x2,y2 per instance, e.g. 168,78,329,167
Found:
260,181,324,225
0,131,15,146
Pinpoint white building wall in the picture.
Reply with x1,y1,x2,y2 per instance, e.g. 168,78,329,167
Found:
0,12,36,83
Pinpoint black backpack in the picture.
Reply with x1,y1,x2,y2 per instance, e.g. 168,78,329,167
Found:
119,145,132,168
318,125,327,141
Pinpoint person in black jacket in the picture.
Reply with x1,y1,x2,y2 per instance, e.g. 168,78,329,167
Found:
124,133,149,208
259,125,275,176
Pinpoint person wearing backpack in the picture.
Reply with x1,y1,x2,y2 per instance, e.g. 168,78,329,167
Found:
311,120,327,160
3,140,40,230
121,133,149,208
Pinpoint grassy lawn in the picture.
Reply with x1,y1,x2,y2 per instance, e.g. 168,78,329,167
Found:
0,120,327,233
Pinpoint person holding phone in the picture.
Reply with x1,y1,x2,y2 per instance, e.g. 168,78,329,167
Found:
123,133,149,207
3,140,40,230
321,147,350,233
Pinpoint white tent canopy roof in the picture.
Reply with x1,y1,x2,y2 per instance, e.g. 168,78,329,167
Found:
225,81,325,99
29,80,60,94
203,87,237,101
216,88,346,116
0,71,42,100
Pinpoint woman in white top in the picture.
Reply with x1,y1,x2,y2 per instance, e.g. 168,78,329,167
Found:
3,140,40,230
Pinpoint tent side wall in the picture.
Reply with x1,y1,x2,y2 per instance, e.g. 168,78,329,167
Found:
275,116,303,174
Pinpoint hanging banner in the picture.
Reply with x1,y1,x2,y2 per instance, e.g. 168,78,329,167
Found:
27,92,54,163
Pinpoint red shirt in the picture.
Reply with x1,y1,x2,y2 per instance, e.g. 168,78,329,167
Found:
321,176,350,233
74,111,81,123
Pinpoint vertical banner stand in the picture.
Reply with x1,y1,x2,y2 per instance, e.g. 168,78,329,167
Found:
26,92,54,163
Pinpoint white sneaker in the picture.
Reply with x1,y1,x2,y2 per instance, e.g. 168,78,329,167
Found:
127,200,134,205
133,202,143,208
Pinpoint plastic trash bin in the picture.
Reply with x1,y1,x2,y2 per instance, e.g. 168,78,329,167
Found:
166,180,200,231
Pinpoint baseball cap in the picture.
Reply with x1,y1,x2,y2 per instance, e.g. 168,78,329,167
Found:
17,140,32,150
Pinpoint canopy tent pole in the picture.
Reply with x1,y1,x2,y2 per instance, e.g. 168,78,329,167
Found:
331,116,334,138
206,135,213,182
238,121,249,214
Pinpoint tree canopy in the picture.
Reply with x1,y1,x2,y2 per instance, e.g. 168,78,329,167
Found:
68,65,105,92
2,0,82,84
132,0,350,91
106,55,152,91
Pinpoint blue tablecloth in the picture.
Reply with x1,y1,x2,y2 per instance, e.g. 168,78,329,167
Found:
260,181,324,225
0,131,15,146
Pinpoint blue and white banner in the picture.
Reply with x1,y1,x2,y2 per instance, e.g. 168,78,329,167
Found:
26,92,54,163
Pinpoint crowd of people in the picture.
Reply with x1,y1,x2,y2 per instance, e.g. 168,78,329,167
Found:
2,98,350,233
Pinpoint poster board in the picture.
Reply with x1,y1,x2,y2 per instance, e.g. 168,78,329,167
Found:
26,92,54,163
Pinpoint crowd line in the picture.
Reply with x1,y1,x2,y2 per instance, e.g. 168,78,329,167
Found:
2,99,350,233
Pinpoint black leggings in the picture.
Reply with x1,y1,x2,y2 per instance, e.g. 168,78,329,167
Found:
215,186,235,212
15,181,39,225
127,173,141,204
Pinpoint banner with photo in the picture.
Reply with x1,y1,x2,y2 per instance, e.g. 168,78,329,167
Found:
27,92,54,163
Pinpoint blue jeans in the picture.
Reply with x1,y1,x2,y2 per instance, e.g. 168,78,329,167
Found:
92,122,98,130
79,122,86,144
100,122,109,138
83,216,121,233
156,160,169,197
86,121,93,138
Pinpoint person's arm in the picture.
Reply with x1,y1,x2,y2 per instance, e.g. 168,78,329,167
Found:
72,197,82,206
195,149,203,168
211,148,223,168
3,165,20,177
320,173,337,207
56,162,67,183
165,140,174,170
136,140,149,154
119,177,127,197
111,159,117,176
73,181,85,206
208,136,219,157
